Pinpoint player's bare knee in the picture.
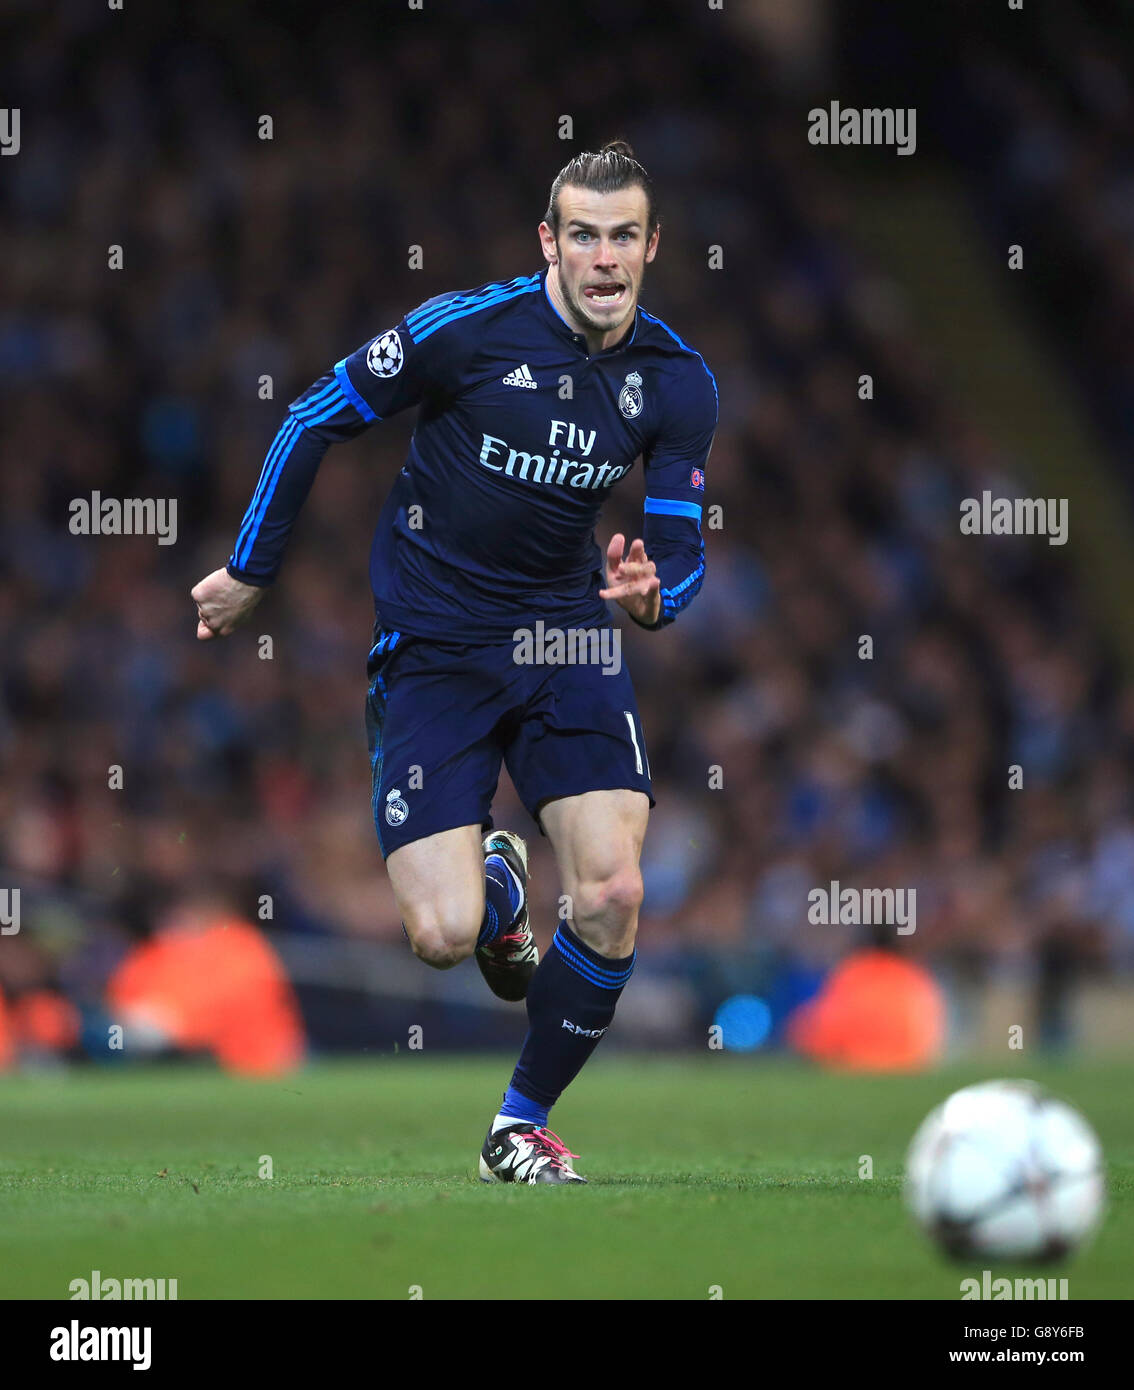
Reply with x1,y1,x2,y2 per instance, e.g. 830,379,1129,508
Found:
409,930,474,970
405,919,479,969
572,870,643,933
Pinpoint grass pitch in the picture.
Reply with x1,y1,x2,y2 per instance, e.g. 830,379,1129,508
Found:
0,1055,1129,1300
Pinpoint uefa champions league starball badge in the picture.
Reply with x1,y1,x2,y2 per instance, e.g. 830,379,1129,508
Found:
618,371,644,419
384,787,409,826
367,328,404,378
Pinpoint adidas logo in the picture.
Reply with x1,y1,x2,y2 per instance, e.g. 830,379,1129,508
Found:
502,363,538,389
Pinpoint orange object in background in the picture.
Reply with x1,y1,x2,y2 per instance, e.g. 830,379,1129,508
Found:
787,949,946,1072
0,985,13,1071
107,911,306,1076
11,989,81,1052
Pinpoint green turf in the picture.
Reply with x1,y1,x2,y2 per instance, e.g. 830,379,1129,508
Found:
0,1055,1129,1299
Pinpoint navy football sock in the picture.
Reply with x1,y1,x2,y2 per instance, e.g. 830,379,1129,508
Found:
477,854,521,947
506,923,635,1111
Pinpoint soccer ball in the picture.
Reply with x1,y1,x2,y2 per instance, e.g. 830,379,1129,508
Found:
904,1080,1104,1261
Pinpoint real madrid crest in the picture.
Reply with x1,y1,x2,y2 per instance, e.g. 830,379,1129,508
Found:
384,787,410,826
618,371,644,419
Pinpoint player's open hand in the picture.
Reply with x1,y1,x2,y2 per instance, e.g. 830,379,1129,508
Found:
191,568,265,640
600,534,661,627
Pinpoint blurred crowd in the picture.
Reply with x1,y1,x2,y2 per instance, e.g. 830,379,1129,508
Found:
2,1,1133,1065
943,5,1134,475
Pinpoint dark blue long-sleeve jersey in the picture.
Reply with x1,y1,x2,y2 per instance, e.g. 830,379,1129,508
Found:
227,266,717,641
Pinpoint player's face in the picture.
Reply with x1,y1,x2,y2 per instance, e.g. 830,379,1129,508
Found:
540,185,659,342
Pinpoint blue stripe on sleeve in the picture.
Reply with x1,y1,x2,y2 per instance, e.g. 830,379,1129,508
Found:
291,379,342,423
297,388,352,428
333,358,380,422
407,274,538,337
645,497,702,522
232,416,303,568
236,418,307,569
660,553,705,617
410,279,540,341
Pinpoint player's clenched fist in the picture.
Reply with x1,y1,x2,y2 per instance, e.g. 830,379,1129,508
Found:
190,568,265,640
600,533,662,627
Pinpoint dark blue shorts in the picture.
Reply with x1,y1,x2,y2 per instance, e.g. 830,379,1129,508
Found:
364,621,655,858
